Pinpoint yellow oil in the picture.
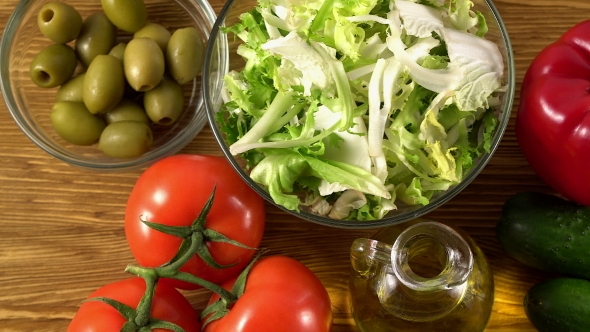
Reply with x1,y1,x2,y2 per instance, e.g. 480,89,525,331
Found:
349,220,494,332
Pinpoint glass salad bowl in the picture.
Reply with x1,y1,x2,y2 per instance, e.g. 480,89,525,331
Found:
1,0,219,171
203,0,515,228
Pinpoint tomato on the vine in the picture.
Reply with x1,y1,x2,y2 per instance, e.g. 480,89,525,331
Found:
67,277,200,331
202,256,333,332
124,154,266,290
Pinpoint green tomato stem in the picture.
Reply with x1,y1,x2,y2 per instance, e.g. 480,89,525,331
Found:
134,274,158,327
118,186,260,331
157,232,203,277
125,229,238,304
169,271,238,303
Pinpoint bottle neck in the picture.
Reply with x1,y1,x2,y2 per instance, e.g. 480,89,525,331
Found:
378,222,473,322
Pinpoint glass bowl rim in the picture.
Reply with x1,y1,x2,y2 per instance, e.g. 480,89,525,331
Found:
204,0,516,229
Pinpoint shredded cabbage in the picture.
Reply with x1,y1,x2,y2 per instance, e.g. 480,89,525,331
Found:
218,0,504,220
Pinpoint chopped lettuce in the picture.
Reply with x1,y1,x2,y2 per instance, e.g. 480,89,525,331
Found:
218,0,505,220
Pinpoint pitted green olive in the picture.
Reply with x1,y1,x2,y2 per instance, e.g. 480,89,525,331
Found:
37,2,82,44
101,0,147,33
83,55,125,114
124,38,165,92
56,73,85,102
108,43,127,65
75,12,117,68
133,22,171,52
104,99,149,125
98,121,153,158
50,101,106,146
30,43,77,88
143,76,184,125
166,27,204,85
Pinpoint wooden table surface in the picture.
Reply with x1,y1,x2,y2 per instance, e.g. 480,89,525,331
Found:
1,0,587,331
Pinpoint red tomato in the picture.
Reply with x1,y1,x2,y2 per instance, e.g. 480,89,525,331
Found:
67,277,199,331
203,256,333,332
125,155,266,289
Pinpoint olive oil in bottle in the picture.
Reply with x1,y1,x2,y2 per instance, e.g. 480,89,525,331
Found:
349,220,494,332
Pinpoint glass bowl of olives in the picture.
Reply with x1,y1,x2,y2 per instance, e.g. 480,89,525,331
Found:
0,0,221,171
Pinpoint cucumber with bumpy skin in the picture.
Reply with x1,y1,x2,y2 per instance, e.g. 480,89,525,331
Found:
496,192,590,279
524,278,590,332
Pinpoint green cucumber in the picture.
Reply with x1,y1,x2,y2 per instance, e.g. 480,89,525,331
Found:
496,192,590,279
524,277,590,332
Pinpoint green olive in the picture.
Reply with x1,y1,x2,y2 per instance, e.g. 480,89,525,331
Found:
56,73,85,102
110,44,139,101
143,76,184,125
101,0,147,33
75,12,116,68
50,101,106,146
83,55,125,114
98,121,153,158
30,43,77,88
37,2,83,44
124,38,165,92
104,99,149,125
166,27,204,85
108,43,127,65
133,22,171,52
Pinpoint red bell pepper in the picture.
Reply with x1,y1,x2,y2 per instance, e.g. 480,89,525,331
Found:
516,20,590,206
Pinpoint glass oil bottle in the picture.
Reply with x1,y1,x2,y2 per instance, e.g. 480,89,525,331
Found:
349,219,494,332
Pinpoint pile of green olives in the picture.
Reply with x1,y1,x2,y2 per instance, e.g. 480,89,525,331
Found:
30,0,205,159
